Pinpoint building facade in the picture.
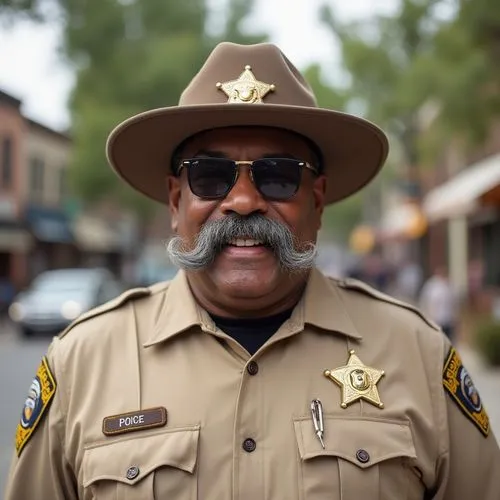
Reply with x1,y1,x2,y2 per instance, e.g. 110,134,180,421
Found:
22,119,79,278
422,121,500,314
0,90,32,290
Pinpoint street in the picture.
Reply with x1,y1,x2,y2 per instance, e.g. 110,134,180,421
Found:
0,321,499,497
0,321,52,496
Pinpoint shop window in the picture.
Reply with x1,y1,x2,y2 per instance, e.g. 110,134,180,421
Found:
29,156,45,199
483,219,500,287
1,137,13,188
59,167,67,202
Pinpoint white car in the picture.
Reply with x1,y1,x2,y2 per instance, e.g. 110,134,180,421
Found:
9,268,124,337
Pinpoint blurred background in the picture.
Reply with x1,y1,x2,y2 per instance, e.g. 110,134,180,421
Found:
1,0,500,492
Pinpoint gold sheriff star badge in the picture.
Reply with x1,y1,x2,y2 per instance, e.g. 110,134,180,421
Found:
324,350,385,409
216,65,275,103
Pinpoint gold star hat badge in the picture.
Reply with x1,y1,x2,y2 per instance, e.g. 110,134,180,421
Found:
324,350,385,409
216,65,275,103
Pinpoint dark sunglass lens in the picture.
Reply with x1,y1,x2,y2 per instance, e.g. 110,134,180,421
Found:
188,159,235,198
252,159,302,200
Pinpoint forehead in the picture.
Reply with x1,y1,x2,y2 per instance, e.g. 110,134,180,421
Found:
179,127,315,157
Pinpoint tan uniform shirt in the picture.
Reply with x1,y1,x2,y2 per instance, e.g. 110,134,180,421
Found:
5,269,500,499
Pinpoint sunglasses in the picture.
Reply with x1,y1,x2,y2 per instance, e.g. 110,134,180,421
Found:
177,157,318,201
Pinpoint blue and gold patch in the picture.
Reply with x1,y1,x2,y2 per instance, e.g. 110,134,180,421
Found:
443,347,489,437
15,356,57,455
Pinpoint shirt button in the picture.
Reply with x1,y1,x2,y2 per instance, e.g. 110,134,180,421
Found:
242,438,257,453
126,466,140,480
246,361,259,376
356,449,370,464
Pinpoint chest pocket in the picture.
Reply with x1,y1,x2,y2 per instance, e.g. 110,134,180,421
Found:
82,425,199,500
294,417,424,500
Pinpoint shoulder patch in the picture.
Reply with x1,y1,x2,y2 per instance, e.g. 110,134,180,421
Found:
59,287,151,339
16,356,57,456
338,278,440,331
443,347,489,437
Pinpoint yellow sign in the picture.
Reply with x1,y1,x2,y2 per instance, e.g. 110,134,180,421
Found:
383,202,427,240
405,207,427,239
349,225,376,254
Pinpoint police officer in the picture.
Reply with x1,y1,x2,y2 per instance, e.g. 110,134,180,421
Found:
5,42,500,500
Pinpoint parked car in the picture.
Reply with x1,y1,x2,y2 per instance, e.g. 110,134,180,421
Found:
9,268,124,337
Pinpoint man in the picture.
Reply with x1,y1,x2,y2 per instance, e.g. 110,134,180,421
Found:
420,267,459,341
5,42,500,499
395,258,423,304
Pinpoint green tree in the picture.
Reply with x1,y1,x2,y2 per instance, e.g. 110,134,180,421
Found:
1,0,266,219
318,0,500,167
320,0,444,177
315,0,459,256
315,0,500,259
420,0,500,150
301,64,365,242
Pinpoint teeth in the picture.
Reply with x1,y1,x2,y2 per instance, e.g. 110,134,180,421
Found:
229,238,263,247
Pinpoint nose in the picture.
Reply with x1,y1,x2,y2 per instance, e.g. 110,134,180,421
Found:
219,166,268,216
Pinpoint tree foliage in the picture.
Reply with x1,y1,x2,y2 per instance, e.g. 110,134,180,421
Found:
320,0,445,171
319,0,500,169
1,0,266,219
300,64,364,242
313,0,500,247
425,0,500,146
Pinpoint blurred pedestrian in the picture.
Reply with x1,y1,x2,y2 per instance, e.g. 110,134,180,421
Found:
361,253,391,293
395,259,423,304
5,42,500,500
419,266,459,341
468,259,484,312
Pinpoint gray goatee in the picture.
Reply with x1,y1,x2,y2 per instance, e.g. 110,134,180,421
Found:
166,213,317,272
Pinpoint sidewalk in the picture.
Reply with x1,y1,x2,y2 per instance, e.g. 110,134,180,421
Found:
456,343,500,441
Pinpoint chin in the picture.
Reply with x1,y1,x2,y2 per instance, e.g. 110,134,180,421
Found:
215,269,280,298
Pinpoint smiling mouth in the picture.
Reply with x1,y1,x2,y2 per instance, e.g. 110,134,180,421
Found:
228,238,265,247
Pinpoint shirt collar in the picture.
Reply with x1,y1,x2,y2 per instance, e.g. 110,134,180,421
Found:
144,270,210,347
144,267,361,347
299,268,361,339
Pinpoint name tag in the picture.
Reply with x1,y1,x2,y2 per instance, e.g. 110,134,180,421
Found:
102,407,167,436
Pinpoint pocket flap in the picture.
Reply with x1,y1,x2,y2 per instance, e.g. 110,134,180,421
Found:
294,417,416,469
83,425,200,486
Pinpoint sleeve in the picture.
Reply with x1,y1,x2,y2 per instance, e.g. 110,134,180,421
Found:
432,341,500,499
3,337,78,500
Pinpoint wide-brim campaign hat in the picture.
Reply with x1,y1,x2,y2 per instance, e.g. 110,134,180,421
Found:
106,42,389,205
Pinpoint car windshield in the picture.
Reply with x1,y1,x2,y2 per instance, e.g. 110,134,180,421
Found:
31,270,99,293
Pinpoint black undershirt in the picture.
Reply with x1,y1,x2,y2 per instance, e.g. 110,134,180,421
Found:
210,307,295,355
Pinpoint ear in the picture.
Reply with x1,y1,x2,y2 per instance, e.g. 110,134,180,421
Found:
167,175,181,233
312,175,327,229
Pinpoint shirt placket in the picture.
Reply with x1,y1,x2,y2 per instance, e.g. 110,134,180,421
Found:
229,319,304,500
231,354,262,500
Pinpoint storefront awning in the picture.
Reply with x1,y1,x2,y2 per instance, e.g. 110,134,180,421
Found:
74,216,122,252
0,223,33,252
423,153,500,222
26,206,74,244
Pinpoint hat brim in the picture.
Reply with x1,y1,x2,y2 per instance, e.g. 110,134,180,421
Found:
106,103,389,206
